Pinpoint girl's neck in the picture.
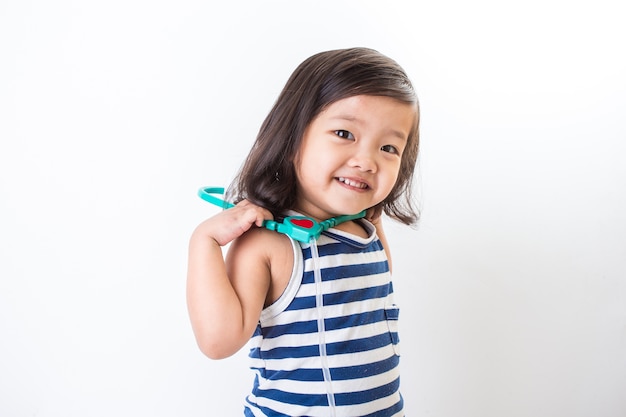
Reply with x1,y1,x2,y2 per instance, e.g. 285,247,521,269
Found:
336,219,369,238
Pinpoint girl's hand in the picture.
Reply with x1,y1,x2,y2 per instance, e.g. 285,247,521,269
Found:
194,200,274,246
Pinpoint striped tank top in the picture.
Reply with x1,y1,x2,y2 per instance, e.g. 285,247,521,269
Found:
244,219,404,416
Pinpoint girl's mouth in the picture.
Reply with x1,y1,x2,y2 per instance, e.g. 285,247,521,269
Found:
337,177,369,189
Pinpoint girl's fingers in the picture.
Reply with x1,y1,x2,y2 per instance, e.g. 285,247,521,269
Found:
234,200,273,228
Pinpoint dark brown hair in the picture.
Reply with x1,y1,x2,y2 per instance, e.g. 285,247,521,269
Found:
227,47,420,225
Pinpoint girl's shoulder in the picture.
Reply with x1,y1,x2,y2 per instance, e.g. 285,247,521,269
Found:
229,225,292,258
227,226,295,307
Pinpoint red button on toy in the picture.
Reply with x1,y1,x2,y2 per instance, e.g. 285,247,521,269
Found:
290,218,315,229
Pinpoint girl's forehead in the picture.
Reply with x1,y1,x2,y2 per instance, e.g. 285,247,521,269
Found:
322,95,417,116
320,95,416,122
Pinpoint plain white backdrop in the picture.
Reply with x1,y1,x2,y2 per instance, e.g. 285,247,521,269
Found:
1,1,625,416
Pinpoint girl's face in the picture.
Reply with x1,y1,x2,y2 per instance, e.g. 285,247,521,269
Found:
294,94,417,221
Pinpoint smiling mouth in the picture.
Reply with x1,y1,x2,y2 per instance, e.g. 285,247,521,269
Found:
337,177,369,189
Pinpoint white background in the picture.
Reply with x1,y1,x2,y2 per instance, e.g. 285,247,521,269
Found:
1,1,625,416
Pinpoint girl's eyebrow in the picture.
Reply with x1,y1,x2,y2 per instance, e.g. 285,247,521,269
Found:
330,114,408,141
329,114,359,123
387,129,409,141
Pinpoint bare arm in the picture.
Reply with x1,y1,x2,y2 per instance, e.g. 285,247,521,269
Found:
367,207,392,273
186,200,273,359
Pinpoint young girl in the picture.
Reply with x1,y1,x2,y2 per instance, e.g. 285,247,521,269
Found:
187,47,420,417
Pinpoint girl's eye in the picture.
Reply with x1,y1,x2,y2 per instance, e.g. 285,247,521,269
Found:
334,130,355,140
381,144,399,154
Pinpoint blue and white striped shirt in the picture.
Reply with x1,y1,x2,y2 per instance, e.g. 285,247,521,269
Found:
244,220,403,417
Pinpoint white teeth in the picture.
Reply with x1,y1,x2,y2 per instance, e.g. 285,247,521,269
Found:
338,177,367,189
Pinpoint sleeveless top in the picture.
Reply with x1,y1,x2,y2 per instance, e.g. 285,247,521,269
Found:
244,219,404,417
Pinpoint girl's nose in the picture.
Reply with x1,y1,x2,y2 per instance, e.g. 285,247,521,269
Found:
348,150,377,173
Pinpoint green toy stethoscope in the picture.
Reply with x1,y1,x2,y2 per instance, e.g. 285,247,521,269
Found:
198,186,366,243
